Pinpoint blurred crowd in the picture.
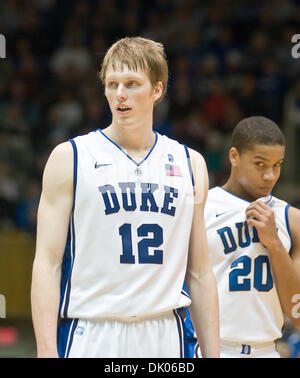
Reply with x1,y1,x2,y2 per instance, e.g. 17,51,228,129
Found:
1,0,300,230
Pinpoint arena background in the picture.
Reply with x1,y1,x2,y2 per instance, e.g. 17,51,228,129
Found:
0,0,300,358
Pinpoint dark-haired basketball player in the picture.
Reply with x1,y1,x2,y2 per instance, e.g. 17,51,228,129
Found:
185,116,300,358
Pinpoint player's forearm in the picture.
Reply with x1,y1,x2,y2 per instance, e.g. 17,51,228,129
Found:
268,240,300,327
186,269,220,357
31,257,61,357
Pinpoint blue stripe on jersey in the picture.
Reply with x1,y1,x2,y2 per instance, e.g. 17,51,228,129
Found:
70,139,78,209
181,290,191,299
59,140,78,317
183,145,194,187
57,318,78,358
61,214,76,317
285,204,292,251
98,129,158,166
59,224,72,316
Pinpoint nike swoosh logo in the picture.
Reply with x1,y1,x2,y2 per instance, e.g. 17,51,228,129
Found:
216,211,228,217
94,163,112,169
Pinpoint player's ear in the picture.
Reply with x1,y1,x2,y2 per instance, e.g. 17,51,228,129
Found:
153,81,163,103
229,147,240,168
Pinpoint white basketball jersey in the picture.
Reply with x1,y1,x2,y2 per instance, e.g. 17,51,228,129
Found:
205,187,292,343
59,130,194,319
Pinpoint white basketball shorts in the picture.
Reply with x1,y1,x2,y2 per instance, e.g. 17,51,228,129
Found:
57,310,188,358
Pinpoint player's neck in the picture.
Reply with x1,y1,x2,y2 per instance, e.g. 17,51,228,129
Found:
222,179,256,202
102,123,156,156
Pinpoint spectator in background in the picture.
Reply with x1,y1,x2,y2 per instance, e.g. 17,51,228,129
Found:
50,33,92,79
15,178,40,233
283,78,300,181
202,78,232,131
235,74,261,117
257,57,285,123
0,161,19,229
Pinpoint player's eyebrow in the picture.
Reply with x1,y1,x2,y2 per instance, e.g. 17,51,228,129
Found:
253,155,268,160
106,72,144,81
253,155,284,163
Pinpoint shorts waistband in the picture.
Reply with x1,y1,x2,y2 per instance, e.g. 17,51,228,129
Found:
220,340,276,356
90,310,175,323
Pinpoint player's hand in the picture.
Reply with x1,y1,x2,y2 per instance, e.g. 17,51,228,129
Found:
245,200,280,251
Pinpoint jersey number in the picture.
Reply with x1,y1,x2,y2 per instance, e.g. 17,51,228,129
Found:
229,255,273,291
119,223,163,264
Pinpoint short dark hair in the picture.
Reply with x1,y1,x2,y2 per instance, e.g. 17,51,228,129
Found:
232,116,285,153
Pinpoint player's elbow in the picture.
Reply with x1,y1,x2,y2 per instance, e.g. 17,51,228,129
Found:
185,266,215,294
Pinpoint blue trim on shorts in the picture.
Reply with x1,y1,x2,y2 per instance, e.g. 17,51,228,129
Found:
57,318,79,358
173,309,190,358
173,310,183,357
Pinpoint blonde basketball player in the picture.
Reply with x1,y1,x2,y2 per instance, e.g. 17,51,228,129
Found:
185,116,300,358
31,37,219,358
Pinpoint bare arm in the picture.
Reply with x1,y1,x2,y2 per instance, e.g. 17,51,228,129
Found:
246,202,300,328
185,149,220,358
31,142,74,357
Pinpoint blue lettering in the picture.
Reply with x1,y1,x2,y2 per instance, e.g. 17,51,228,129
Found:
119,182,137,211
99,182,179,216
140,183,159,212
217,227,237,254
252,226,260,243
236,221,251,248
161,186,178,217
98,184,120,215
218,223,263,254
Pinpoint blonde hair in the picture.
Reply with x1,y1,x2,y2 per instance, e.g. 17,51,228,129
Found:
99,37,168,104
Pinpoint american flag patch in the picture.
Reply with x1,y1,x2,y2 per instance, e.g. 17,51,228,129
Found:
165,164,182,177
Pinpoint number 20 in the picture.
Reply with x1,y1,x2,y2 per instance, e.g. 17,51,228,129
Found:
119,223,163,264
229,255,273,292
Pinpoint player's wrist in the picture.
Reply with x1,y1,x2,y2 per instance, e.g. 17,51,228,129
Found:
36,341,59,358
37,349,59,358
266,237,284,254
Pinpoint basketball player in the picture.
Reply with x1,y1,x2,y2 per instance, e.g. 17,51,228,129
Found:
31,37,220,358
184,116,300,358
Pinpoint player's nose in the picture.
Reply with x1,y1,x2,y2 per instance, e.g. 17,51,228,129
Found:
262,168,276,181
117,84,127,101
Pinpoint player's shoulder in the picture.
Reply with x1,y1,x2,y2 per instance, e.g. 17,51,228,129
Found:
159,134,203,157
207,186,223,199
186,146,204,160
205,187,229,212
287,205,300,224
71,129,99,146
48,141,74,164
158,133,184,150
43,141,74,187
184,147,206,173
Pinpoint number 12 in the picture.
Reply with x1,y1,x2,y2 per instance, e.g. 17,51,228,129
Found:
119,223,163,264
